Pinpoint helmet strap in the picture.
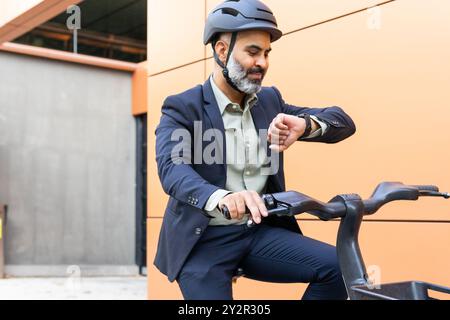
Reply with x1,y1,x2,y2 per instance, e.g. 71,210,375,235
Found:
212,32,244,94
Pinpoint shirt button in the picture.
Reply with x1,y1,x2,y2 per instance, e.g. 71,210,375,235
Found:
195,228,202,235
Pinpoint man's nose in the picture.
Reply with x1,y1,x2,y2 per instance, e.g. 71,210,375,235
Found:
256,56,268,70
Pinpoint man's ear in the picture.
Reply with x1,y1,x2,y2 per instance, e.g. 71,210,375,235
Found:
214,40,228,65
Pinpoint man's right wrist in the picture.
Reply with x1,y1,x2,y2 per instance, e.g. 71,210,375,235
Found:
297,113,312,139
204,189,232,212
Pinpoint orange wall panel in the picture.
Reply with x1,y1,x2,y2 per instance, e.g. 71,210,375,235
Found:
132,62,148,115
300,220,450,287
147,218,184,300
264,0,450,221
148,0,206,75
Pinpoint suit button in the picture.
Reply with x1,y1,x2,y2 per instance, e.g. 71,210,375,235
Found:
195,227,202,235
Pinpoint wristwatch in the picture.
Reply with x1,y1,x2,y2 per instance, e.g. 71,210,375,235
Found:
297,113,312,139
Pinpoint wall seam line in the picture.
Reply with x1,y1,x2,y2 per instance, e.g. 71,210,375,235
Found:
147,217,450,224
148,0,397,77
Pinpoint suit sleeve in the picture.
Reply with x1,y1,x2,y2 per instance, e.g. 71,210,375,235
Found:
272,86,356,144
155,95,221,210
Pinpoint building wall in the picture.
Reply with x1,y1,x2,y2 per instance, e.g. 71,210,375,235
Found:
0,0,43,28
0,52,137,274
147,0,450,299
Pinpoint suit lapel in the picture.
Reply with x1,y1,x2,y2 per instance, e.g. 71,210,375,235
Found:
251,96,284,192
202,79,225,134
202,80,227,186
250,99,271,158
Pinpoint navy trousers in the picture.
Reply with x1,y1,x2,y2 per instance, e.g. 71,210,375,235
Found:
177,223,348,300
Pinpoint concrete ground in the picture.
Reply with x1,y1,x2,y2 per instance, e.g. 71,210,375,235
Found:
0,276,147,300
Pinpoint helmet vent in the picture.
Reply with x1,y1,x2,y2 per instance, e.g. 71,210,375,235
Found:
257,8,273,14
221,8,240,17
254,17,278,26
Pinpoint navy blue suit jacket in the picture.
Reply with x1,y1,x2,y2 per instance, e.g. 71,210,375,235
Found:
154,79,356,282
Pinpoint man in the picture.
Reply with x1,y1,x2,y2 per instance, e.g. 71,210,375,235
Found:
154,0,356,300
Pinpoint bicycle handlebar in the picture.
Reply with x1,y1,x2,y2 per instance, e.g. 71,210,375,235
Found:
412,185,439,192
219,182,450,299
220,182,449,222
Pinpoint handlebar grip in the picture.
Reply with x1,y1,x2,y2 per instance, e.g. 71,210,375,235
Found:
221,194,274,220
221,205,258,227
221,205,255,220
413,185,439,192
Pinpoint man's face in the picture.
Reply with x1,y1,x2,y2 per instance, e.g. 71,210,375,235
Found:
220,30,272,94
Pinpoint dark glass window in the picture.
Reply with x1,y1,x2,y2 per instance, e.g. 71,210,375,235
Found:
13,0,147,63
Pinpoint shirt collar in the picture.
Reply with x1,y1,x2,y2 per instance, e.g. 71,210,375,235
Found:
209,75,258,115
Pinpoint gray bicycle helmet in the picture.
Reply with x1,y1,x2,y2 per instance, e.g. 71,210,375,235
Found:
203,0,282,45
204,0,282,93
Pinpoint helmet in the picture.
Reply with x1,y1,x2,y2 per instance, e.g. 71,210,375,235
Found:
204,0,281,94
203,0,282,45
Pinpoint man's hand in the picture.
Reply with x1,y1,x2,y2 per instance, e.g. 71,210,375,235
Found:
268,113,308,152
218,190,268,224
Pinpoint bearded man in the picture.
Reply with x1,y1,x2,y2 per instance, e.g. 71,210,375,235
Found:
154,0,356,300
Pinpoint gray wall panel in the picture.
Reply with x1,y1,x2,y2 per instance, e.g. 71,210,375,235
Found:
0,52,136,267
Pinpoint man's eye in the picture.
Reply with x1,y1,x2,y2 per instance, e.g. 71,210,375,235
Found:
248,51,257,56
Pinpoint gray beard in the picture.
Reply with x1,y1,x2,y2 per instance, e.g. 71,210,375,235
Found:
226,54,263,94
